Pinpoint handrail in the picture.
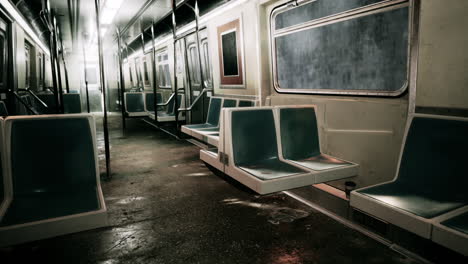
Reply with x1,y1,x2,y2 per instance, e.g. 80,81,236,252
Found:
178,88,212,112
156,89,184,106
13,91,39,115
18,88,49,109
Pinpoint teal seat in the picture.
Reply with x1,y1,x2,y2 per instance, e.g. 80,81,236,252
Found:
232,109,306,180
125,93,145,113
145,92,162,112
0,116,100,226
63,94,82,113
0,101,8,116
441,211,468,235
280,107,352,171
197,99,237,133
357,116,468,218
37,93,56,114
184,97,222,129
238,100,253,107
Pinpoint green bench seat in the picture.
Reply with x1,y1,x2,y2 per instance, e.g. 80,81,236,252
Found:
279,107,353,171
0,115,107,247
144,92,162,112
125,92,147,116
63,93,82,113
232,109,306,180
351,115,468,238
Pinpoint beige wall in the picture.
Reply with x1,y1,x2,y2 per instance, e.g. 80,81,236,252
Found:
206,0,260,98
416,0,468,109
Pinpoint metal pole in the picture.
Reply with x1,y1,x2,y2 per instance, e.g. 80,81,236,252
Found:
150,23,159,125
116,30,126,130
94,0,111,179
171,0,179,137
48,30,59,113
192,1,207,122
59,32,70,93
82,45,91,113
53,15,64,113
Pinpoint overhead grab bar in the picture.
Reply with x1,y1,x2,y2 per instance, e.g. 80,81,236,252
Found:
178,88,212,112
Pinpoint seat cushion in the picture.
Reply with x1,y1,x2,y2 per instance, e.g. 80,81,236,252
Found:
291,154,351,171
0,186,99,226
358,182,466,218
239,158,305,180
441,211,468,235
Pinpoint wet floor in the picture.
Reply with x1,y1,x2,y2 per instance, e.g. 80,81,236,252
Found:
0,117,422,264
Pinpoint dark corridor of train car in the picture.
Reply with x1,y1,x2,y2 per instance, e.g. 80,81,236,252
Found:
0,0,467,263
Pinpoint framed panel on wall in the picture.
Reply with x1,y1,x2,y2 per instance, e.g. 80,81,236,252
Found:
217,18,244,87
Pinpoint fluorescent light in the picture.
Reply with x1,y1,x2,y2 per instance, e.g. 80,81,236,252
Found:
101,8,118,25
105,0,124,9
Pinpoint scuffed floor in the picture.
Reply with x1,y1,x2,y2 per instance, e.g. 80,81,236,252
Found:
0,117,422,264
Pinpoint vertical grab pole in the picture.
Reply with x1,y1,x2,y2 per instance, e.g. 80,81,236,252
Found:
48,26,59,113
82,46,91,113
59,33,70,93
171,0,179,138
150,22,159,125
192,1,207,122
116,30,126,130
94,0,111,179
53,15,65,113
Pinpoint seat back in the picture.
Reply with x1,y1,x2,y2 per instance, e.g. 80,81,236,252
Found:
231,109,278,166
0,101,8,116
205,97,222,126
279,107,321,160
6,115,98,196
125,92,145,113
223,99,237,108
396,115,468,199
238,100,253,107
144,92,162,112
63,93,82,113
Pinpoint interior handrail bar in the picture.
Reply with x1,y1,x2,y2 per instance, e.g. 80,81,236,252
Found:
17,88,49,109
156,89,184,107
178,88,212,112
12,91,39,115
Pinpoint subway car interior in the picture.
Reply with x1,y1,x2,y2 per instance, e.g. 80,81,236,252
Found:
0,0,467,263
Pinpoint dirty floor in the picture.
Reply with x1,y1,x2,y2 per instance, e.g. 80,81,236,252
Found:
0,117,422,264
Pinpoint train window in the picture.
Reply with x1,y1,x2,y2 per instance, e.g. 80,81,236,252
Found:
135,57,143,89
217,19,243,86
0,19,6,90
85,66,98,85
156,50,171,89
143,57,150,86
275,0,385,30
187,44,201,86
200,39,212,87
24,42,31,88
271,0,409,96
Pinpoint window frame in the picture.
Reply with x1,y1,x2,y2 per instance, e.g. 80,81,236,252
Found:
200,38,212,88
155,48,172,90
24,41,31,89
269,0,415,96
187,43,201,86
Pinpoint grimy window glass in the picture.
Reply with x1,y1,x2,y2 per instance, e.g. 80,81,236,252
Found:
272,1,410,95
221,31,238,76
275,0,385,30
24,43,31,88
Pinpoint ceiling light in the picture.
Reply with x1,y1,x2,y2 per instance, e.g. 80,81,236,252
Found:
105,0,124,9
101,8,117,25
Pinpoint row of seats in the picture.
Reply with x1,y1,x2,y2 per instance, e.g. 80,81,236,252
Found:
200,106,359,194
23,93,82,114
351,114,468,256
181,97,255,146
125,92,186,122
0,114,108,247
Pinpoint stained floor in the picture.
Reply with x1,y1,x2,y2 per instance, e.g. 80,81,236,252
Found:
0,117,422,264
